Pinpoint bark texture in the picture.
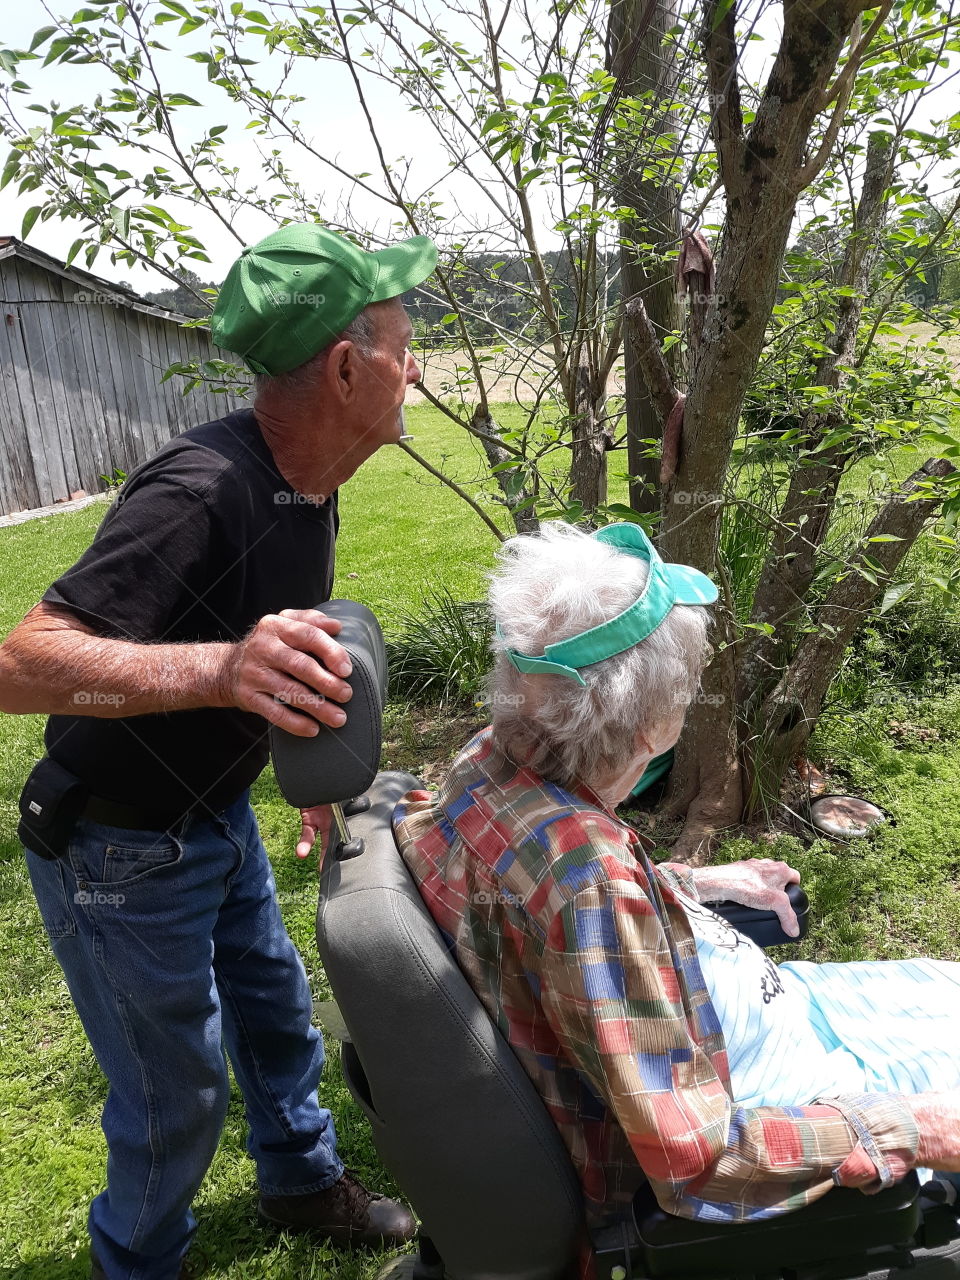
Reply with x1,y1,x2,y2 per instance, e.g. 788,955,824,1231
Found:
609,0,684,515
569,355,610,518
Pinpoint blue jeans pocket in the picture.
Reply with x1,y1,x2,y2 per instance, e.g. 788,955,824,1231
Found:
68,820,183,890
26,851,77,940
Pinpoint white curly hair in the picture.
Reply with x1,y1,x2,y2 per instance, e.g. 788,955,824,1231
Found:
486,521,712,790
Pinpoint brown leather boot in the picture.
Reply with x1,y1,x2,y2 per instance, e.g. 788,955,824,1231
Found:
258,1170,417,1247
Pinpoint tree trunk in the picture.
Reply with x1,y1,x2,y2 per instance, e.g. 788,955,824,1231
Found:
740,131,895,714
608,0,684,516
569,356,609,519
656,0,868,856
756,458,954,794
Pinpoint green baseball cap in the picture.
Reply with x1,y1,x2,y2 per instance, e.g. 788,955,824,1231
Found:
210,223,438,376
500,522,717,687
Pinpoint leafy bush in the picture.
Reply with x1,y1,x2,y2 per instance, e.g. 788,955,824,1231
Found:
742,341,936,447
385,589,494,707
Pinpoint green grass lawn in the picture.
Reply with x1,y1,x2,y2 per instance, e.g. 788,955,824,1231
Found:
2,404,960,1276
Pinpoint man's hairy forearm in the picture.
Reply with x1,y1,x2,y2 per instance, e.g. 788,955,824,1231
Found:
0,603,237,717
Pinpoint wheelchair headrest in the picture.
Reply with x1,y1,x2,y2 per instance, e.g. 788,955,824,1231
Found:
269,599,387,808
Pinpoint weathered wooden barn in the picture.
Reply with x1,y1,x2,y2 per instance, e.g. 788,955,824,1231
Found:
0,237,247,515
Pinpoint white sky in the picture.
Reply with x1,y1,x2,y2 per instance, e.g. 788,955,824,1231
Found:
0,1,432,288
1,0,957,294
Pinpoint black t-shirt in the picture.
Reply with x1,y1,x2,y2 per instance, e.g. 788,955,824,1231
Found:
43,408,338,820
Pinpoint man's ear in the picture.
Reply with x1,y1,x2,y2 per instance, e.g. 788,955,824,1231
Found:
323,338,358,404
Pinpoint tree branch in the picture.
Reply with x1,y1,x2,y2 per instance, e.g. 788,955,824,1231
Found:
623,294,682,422
794,15,865,190
820,0,894,109
398,441,506,542
701,0,745,198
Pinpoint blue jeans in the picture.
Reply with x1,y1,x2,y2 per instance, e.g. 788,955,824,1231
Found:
26,791,343,1280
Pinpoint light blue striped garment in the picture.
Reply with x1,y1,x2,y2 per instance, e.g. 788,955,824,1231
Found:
682,896,960,1104
778,957,960,1096
682,894,960,1187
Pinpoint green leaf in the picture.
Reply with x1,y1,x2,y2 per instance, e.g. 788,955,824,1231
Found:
28,24,59,51
166,93,201,107
65,237,85,266
20,204,41,240
43,35,77,65
879,582,913,614
710,0,736,30
867,534,904,543
480,110,510,135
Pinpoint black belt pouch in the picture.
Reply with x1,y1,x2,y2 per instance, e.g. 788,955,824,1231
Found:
17,757,89,860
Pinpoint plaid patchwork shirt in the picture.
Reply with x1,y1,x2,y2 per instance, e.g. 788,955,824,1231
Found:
393,728,919,1230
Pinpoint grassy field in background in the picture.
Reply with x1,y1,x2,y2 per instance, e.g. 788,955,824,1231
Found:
1,402,960,1277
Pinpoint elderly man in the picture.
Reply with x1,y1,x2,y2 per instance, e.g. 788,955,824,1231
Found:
395,521,960,1253
0,224,434,1279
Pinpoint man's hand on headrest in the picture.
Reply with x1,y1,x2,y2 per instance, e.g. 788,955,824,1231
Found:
690,858,802,938
220,608,353,737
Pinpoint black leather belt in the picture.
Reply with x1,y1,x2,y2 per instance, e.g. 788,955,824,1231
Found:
81,794,210,832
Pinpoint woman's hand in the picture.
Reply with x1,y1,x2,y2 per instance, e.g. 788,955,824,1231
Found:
691,858,802,938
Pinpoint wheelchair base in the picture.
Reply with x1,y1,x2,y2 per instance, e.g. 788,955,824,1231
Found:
591,1179,960,1280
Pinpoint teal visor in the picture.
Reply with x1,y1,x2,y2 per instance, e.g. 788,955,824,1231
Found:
500,522,717,687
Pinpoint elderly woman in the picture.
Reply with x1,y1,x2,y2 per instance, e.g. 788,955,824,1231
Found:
394,521,960,1239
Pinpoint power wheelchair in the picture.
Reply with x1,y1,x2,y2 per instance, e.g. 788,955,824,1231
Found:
270,600,960,1280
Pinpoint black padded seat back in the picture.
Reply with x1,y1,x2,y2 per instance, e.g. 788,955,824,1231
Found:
318,771,584,1280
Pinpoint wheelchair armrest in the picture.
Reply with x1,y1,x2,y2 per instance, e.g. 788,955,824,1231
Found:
710,883,810,948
